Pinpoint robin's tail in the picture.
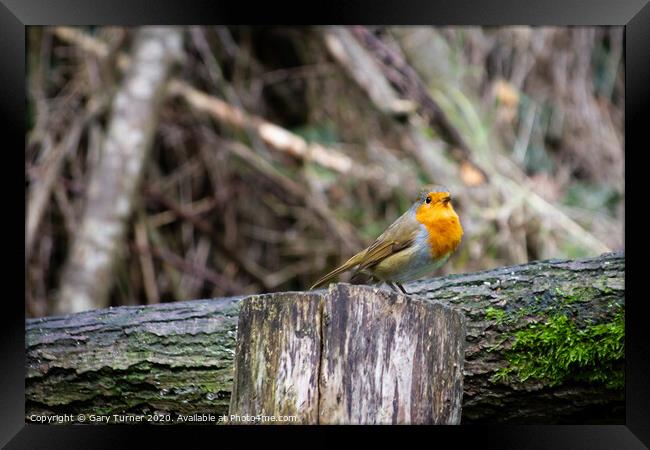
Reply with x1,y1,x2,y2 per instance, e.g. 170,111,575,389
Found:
309,251,365,290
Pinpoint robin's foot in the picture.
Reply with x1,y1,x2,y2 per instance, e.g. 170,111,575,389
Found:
385,281,410,296
395,282,409,295
384,281,398,293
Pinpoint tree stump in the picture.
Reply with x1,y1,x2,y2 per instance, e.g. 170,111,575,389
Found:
229,284,466,424
229,292,323,423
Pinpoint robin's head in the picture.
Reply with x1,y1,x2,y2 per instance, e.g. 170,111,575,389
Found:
414,185,463,257
413,186,455,218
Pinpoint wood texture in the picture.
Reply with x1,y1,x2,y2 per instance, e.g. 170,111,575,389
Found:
230,285,464,424
318,284,465,424
26,253,624,423
229,292,323,423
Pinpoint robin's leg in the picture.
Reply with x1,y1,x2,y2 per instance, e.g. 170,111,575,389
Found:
395,282,409,295
386,281,399,293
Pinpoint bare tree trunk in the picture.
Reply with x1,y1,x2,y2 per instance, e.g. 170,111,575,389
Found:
55,27,183,314
27,253,624,423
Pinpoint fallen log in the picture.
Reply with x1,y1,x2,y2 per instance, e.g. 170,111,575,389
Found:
26,252,624,423
407,251,624,423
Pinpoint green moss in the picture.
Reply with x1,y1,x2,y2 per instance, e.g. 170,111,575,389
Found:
492,309,624,389
554,285,610,304
485,307,507,325
484,304,543,328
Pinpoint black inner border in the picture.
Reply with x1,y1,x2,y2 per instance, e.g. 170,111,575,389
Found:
4,0,649,447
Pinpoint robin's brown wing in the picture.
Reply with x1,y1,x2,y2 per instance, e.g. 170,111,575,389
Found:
310,209,419,289
309,250,366,289
356,210,420,272
349,271,375,285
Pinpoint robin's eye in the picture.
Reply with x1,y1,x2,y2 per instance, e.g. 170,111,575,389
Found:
425,196,431,204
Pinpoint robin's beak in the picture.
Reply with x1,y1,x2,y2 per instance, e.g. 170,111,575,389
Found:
441,195,451,204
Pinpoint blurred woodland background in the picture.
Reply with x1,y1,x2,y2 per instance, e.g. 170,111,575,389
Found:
25,26,624,318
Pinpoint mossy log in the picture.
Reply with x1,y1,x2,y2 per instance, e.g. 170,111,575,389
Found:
229,285,465,424
406,251,624,423
26,252,624,424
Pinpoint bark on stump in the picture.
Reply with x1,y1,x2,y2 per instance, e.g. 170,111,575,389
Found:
229,284,466,424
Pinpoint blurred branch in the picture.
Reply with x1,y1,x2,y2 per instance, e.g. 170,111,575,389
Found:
55,27,183,314
53,182,77,237
215,137,363,250
144,185,271,290
320,25,477,200
26,124,78,258
320,25,488,239
53,26,380,180
26,96,107,259
133,241,240,294
321,26,415,117
493,162,611,255
349,26,488,185
189,26,267,155
180,236,212,298
134,215,159,305
361,26,611,256
167,79,371,176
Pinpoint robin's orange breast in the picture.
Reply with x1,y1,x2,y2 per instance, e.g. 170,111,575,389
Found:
415,203,463,259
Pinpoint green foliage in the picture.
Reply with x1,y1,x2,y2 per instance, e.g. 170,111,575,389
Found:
304,164,338,184
562,182,621,217
292,121,339,146
492,309,624,389
516,97,556,175
559,241,592,259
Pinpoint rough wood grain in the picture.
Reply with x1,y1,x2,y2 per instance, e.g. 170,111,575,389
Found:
318,284,465,424
229,292,324,423
26,253,624,423
229,285,465,424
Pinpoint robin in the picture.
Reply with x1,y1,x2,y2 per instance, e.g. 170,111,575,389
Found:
310,186,463,294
